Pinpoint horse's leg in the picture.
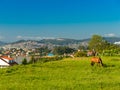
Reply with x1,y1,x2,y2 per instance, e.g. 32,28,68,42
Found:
91,61,94,66
97,62,103,67
100,62,103,66
99,58,103,66
98,62,101,67
96,62,100,66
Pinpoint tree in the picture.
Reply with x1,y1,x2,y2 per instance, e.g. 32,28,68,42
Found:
74,51,87,57
29,55,36,64
89,35,109,53
38,47,50,56
53,46,75,55
22,58,27,65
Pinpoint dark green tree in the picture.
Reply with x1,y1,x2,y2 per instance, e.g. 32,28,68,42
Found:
74,51,87,57
53,46,75,55
89,35,109,53
38,47,50,56
22,58,27,65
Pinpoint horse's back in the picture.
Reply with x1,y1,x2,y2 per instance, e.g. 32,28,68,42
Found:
91,57,101,63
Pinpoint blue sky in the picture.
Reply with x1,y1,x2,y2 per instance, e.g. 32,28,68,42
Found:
0,0,120,42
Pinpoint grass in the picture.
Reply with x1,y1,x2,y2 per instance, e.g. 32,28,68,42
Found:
0,56,120,90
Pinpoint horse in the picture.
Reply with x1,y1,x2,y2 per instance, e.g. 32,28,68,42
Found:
91,57,103,66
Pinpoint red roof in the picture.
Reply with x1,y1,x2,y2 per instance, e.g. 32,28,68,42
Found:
1,56,14,60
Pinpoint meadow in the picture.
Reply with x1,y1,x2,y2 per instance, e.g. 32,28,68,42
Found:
0,56,120,90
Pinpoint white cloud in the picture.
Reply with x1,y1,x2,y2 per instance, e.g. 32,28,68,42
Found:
16,36,55,40
104,33,116,37
17,36,23,39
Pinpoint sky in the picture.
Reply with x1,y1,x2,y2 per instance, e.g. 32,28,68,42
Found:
0,0,120,42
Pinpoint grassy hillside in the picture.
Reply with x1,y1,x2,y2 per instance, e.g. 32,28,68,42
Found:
0,57,120,90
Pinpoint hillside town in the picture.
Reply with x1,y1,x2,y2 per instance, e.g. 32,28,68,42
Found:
0,40,75,66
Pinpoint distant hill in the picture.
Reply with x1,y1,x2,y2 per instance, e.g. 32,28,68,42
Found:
103,37,120,43
0,41,6,46
2,37,120,49
10,40,27,44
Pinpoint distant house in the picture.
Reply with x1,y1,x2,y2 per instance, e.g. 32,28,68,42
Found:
0,56,18,68
87,50,96,56
87,51,93,56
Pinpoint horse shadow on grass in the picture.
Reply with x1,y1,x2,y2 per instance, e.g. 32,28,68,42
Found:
90,63,115,68
102,63,115,68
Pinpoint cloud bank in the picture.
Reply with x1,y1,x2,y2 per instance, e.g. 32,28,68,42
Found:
16,36,55,40
104,33,116,37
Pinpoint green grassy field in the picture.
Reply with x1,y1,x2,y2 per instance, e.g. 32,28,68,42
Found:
0,56,120,90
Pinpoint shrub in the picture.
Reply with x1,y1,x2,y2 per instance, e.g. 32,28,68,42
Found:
74,51,87,57
22,58,27,65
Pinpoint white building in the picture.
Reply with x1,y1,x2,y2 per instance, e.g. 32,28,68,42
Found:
114,41,120,45
0,56,18,68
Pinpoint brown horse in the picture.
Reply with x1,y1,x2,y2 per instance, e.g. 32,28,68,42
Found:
91,57,103,66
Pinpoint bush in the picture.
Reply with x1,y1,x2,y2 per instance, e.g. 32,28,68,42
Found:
22,58,27,65
102,49,120,56
74,51,87,57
